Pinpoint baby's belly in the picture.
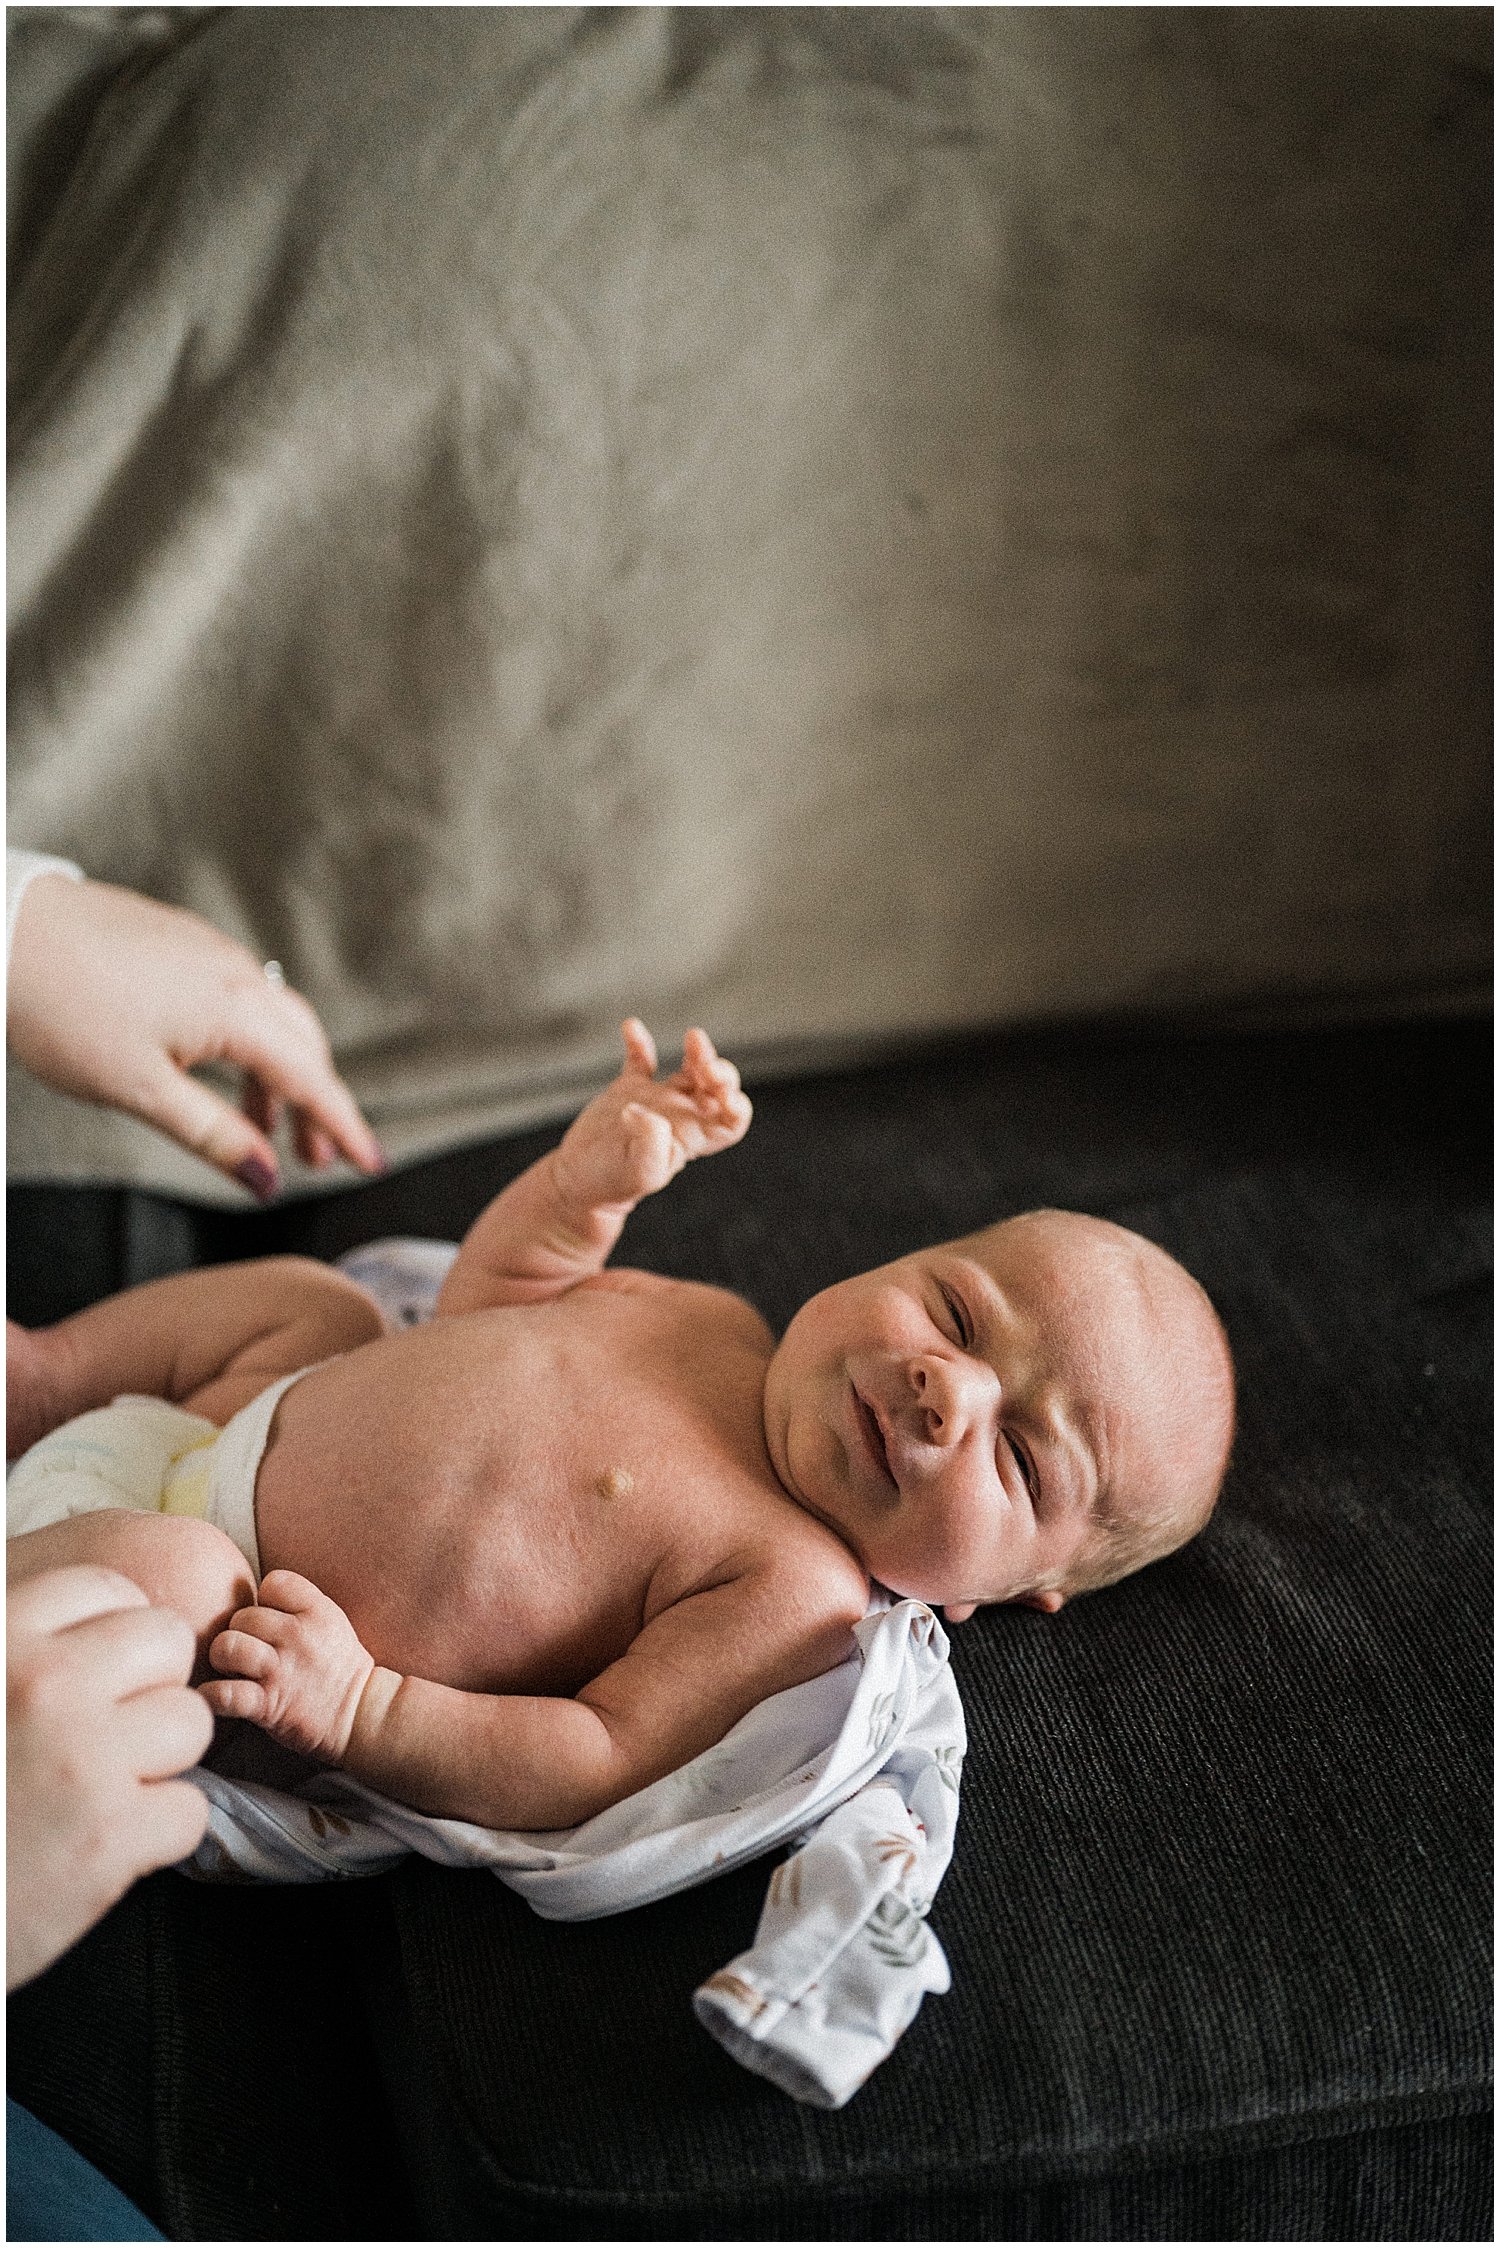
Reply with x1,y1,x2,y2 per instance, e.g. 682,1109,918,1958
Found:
252,1384,655,1695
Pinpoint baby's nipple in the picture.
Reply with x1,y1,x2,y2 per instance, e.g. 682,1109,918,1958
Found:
595,1467,635,1501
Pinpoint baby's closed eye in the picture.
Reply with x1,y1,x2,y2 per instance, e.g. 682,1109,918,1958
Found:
1003,1430,1039,1503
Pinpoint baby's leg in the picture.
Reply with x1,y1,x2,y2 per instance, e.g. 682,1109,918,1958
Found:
7,1512,256,1680
6,1317,67,1461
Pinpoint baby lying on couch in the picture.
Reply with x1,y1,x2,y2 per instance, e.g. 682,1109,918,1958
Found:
7,1023,1234,1832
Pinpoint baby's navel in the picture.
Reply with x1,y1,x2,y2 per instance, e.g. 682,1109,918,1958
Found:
595,1467,635,1501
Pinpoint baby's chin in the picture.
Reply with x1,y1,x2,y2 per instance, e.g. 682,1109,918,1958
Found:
861,1556,980,1613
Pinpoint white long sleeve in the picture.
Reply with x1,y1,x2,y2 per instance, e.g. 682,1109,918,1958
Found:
6,847,83,973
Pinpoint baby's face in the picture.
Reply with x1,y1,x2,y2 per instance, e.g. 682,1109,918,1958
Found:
762,1211,1226,1620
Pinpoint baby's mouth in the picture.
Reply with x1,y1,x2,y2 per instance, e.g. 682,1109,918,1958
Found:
851,1383,897,1491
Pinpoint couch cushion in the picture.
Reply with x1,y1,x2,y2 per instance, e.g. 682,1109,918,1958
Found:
7,7,1490,1198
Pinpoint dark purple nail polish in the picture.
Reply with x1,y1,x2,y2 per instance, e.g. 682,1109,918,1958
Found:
236,1155,280,1203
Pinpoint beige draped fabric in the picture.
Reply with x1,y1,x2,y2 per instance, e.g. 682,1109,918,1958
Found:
8,7,1488,1203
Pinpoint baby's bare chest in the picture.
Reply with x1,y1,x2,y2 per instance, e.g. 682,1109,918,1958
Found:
254,1288,782,1692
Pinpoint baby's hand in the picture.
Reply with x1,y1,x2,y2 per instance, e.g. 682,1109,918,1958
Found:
202,1570,374,1764
554,1020,752,1211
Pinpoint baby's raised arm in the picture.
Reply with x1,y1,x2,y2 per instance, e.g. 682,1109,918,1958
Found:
204,1554,866,1829
435,1020,751,1317
7,1257,385,1457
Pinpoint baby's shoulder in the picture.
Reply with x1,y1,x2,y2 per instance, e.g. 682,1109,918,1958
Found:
736,1494,871,1616
577,1268,773,1347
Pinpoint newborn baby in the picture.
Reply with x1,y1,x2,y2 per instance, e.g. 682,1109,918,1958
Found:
7,1023,1234,1832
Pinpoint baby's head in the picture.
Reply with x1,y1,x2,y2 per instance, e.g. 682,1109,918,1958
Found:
762,1209,1233,1622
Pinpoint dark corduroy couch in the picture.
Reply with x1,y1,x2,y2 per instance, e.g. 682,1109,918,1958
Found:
9,1011,1491,2240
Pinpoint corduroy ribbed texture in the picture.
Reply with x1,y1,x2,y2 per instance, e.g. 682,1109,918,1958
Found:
7,1017,1490,2239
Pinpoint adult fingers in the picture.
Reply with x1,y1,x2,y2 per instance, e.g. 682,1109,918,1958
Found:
63,1602,199,1700
126,1050,283,1198
290,1111,338,1170
6,1563,149,1637
218,983,382,1175
123,1004,380,1193
241,1075,279,1143
249,1076,337,1172
130,1774,212,1873
115,1679,215,1780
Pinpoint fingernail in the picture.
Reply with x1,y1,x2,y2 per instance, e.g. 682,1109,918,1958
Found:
235,1155,281,1203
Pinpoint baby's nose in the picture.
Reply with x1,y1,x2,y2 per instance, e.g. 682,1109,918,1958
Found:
909,1353,992,1446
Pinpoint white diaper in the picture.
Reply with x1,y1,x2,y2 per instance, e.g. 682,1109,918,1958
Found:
6,1370,309,1577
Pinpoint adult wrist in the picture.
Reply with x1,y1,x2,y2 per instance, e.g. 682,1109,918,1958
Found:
5,851,83,976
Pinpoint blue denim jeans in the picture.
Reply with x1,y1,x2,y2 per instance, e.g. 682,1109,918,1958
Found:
6,2100,162,2241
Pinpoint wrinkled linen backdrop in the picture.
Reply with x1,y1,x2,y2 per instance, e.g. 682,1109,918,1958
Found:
8,7,1488,1200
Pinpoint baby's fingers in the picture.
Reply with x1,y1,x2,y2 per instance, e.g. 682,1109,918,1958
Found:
620,1017,658,1078
678,1031,746,1111
715,1085,753,1136
208,1625,278,1680
200,1675,268,1723
679,1027,727,1088
256,1569,327,1616
621,1100,679,1191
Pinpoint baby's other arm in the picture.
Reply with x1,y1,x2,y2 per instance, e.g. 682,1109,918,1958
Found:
205,1556,867,1829
7,1258,385,1456
435,1020,750,1316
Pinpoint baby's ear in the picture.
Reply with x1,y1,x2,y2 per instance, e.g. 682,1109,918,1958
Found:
1014,1587,1065,1614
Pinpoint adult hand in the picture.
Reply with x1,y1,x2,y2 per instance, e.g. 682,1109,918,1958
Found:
7,874,383,1198
7,1566,214,1990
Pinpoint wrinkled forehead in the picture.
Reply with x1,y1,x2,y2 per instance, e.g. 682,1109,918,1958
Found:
955,1211,1163,1332
948,1212,1194,1443
955,1210,1232,1513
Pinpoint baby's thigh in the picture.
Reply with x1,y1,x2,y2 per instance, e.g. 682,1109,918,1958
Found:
7,1511,255,1671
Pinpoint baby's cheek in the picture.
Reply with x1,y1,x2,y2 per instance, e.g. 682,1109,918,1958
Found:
909,1491,1010,1604
784,1414,829,1507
